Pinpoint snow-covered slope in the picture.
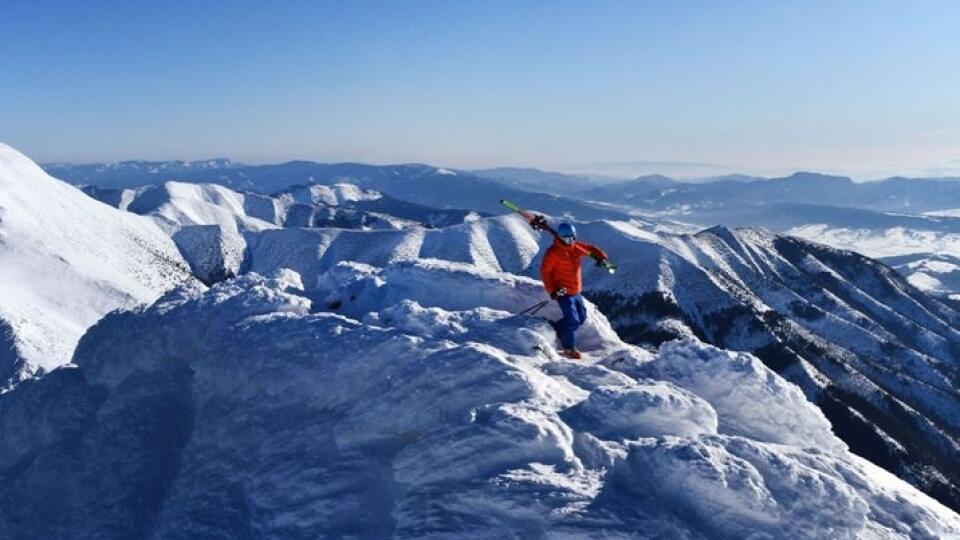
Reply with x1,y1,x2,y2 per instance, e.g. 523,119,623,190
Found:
0,144,193,385
237,214,960,512
785,224,960,296
87,180,481,232
1,265,957,538
274,183,481,230
282,182,383,206
52,159,633,221
83,181,278,234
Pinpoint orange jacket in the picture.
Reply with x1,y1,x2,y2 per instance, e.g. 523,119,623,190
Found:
540,239,607,296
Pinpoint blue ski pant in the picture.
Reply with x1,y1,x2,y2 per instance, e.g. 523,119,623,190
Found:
555,294,588,349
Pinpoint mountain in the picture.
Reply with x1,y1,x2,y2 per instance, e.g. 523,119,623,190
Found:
43,158,237,188
660,202,960,297
0,144,193,386
83,182,278,234
8,146,959,531
579,176,960,296
45,160,634,222
276,182,483,229
880,252,960,298
82,180,485,284
84,181,479,233
572,223,960,511
230,214,960,511
581,171,960,214
471,167,614,196
1,264,957,538
578,174,682,203
778,224,960,297
694,173,765,183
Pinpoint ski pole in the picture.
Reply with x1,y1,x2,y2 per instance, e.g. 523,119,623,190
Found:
518,299,550,316
527,301,550,316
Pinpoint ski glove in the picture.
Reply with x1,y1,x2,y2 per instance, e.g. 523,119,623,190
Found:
551,287,567,299
530,215,548,231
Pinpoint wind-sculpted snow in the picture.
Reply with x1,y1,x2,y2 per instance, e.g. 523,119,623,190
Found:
0,143,193,385
633,340,844,451
1,266,958,539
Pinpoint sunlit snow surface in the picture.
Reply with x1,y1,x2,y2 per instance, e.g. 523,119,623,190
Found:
3,143,960,536
786,224,960,295
0,144,193,384
1,264,958,538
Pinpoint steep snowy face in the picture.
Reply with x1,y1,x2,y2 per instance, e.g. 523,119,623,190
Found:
1,267,957,539
0,144,193,385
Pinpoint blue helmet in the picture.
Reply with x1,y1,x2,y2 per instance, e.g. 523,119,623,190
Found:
557,222,576,238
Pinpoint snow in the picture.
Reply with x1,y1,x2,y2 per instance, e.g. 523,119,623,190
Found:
121,180,278,234
2,259,958,537
0,143,193,384
785,224,960,294
562,382,719,439
282,182,383,206
785,225,960,261
2,143,959,535
635,339,845,451
172,224,245,284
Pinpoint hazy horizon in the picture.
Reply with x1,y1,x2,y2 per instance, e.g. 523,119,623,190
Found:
3,1,958,180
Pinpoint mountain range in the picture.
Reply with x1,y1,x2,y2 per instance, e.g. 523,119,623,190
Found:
44,160,631,222
47,161,960,297
580,171,960,213
0,145,957,535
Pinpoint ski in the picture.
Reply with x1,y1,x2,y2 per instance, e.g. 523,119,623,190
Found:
500,199,618,274
500,199,559,238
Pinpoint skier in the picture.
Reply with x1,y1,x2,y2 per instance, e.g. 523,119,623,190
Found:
534,217,609,359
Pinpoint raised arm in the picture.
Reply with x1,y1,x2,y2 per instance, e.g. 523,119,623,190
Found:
578,241,608,261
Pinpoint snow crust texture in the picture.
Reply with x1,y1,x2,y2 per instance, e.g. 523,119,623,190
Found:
1,265,957,539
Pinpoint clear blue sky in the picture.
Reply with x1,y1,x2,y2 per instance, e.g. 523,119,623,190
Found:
2,0,958,179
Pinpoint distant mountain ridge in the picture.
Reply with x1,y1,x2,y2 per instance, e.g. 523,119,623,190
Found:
471,167,616,196
47,160,960,214
583,171,960,213
44,160,633,222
